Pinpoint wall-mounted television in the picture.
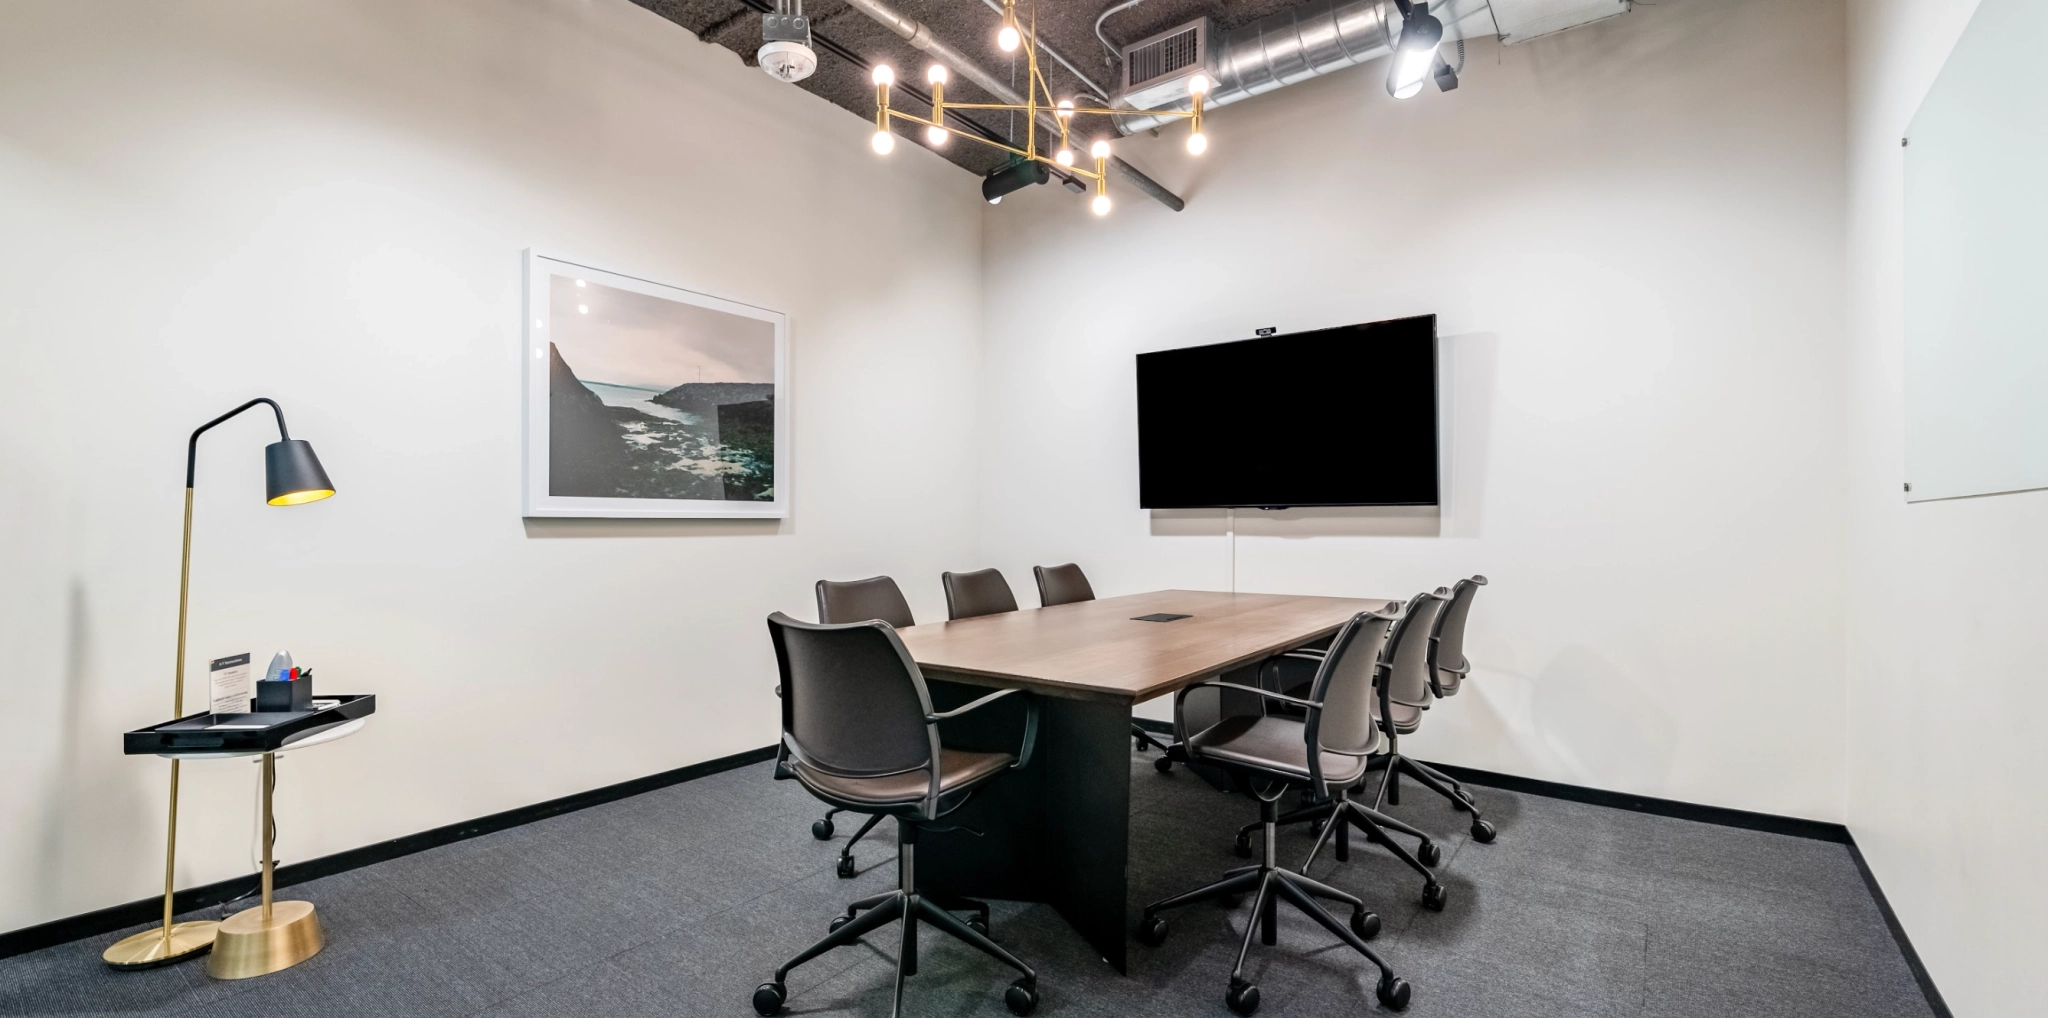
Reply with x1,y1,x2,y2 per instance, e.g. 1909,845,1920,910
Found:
1136,315,1439,509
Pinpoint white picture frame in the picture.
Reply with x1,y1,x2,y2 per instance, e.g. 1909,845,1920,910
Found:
522,250,789,518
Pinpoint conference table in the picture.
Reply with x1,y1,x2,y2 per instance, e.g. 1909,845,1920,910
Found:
896,589,1395,973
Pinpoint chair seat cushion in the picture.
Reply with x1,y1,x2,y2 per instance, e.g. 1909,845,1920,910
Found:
1373,699,1423,734
1186,715,1373,786
792,748,1013,808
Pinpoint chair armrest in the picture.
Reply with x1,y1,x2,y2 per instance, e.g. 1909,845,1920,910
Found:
1279,650,1327,661
927,687,1038,771
927,687,1019,721
1184,679,1320,711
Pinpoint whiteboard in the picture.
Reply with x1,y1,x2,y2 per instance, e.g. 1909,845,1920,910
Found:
1903,0,2048,502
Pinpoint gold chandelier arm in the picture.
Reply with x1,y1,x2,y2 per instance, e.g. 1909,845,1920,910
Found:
885,109,1103,180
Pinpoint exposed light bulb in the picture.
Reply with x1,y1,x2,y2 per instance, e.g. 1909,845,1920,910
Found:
1188,73,1211,95
1091,194,1112,216
988,194,1003,205
1056,99,1075,119
1055,148,1074,166
574,279,586,287
927,64,948,85
1090,140,1111,159
926,125,948,146
997,24,1020,52
871,64,895,86
871,130,895,154
1186,131,1207,155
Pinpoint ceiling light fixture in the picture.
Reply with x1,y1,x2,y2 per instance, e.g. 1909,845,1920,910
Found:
996,0,1021,52
1387,1,1445,100
864,1,1207,217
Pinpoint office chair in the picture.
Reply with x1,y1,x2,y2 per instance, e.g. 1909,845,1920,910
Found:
1136,609,1412,1016
1034,562,1178,771
1251,587,1495,850
802,577,919,877
1428,575,1488,699
942,567,1019,620
1371,586,1494,841
1234,593,1450,904
757,613,1041,1018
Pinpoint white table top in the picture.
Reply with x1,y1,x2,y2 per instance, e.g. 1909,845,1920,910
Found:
156,716,367,760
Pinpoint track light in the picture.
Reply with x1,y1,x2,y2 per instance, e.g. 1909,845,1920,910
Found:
982,158,1049,205
1387,1,1444,100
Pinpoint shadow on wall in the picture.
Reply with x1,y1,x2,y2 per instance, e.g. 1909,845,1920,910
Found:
1531,645,1678,790
34,583,149,924
1142,331,1498,540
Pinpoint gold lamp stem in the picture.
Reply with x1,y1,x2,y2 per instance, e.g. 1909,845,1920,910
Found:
106,487,219,968
165,486,194,946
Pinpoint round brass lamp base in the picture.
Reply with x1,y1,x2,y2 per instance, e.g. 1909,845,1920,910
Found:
102,920,219,969
206,901,322,980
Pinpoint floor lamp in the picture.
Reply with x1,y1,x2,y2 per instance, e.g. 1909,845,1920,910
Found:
103,398,334,969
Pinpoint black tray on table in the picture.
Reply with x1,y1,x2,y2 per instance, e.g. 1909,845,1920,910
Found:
123,694,376,754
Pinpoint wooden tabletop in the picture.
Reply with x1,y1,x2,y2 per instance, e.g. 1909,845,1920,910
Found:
897,590,1396,704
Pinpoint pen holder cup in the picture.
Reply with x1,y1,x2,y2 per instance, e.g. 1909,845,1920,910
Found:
255,678,313,713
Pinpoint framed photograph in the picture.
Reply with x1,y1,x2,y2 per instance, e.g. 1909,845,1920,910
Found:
522,251,788,518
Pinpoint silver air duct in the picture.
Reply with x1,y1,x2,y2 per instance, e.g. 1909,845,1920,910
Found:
1114,0,1494,135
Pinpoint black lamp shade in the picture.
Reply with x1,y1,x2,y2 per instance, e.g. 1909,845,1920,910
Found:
265,439,335,506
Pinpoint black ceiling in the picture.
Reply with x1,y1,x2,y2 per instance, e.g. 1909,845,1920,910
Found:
631,0,1315,176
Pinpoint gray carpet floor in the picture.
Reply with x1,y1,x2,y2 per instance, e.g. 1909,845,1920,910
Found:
0,750,1935,1017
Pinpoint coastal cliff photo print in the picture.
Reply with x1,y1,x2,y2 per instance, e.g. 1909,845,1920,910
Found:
523,253,787,518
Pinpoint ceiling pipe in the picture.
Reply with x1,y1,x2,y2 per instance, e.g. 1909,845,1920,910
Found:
1113,0,1493,135
837,0,1187,212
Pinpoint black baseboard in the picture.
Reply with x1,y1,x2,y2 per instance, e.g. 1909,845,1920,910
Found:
1844,838,1955,1018
0,745,776,962
1414,760,1852,843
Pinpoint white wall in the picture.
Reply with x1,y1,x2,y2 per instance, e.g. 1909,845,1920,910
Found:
1844,0,2048,1012
0,0,986,934
976,0,1851,820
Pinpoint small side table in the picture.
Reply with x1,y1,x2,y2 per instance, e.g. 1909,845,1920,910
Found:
120,696,373,979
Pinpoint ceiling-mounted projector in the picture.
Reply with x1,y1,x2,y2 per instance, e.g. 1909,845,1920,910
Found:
758,8,816,83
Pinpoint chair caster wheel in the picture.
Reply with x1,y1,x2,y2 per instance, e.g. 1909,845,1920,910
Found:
1005,978,1038,1016
836,855,856,879
969,915,990,936
1471,819,1496,843
1233,832,1252,858
1137,915,1168,946
752,981,787,1016
1418,842,1443,867
1154,755,1174,773
1309,818,1326,835
1451,795,1471,812
828,914,851,934
1377,975,1412,1010
1226,978,1261,1016
1422,882,1448,911
811,819,833,840
1351,909,1381,941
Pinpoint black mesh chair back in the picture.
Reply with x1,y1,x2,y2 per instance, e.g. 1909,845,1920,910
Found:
1033,563,1095,607
1429,575,1487,696
1382,590,1450,714
815,576,916,629
1306,611,1398,776
768,612,935,783
943,568,1019,621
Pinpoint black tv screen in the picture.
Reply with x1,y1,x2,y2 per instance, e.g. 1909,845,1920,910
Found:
1136,316,1439,509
